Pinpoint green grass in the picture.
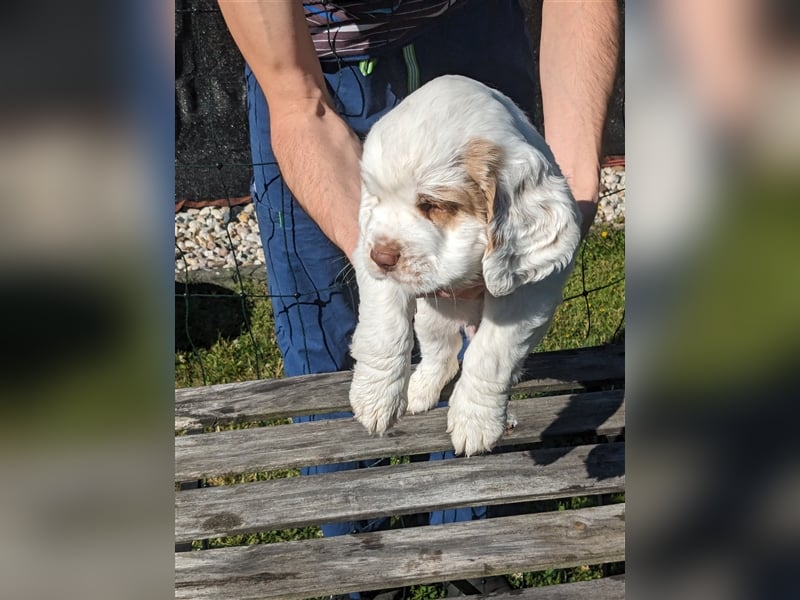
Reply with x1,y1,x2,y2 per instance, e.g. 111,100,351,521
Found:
175,227,625,595
175,278,284,388
539,226,625,351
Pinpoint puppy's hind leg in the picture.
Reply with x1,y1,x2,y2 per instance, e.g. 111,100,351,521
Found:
407,298,465,414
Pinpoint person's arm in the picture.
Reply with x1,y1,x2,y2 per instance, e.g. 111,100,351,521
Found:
540,0,620,238
218,0,362,260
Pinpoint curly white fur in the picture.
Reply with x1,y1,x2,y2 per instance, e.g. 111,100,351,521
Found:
349,75,582,456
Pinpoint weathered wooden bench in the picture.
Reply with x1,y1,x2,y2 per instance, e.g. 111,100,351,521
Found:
175,344,625,599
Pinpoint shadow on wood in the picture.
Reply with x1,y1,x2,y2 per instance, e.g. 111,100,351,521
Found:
531,390,625,478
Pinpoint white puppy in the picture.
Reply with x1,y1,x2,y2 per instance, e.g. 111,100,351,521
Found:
349,75,582,456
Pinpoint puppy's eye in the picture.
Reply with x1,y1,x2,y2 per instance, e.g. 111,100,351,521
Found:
418,200,434,214
416,195,457,219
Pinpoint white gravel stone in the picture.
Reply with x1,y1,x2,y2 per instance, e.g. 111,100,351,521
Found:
175,167,625,274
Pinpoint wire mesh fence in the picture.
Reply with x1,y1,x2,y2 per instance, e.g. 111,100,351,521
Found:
174,1,625,389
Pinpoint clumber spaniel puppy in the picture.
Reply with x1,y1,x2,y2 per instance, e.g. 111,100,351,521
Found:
349,75,582,456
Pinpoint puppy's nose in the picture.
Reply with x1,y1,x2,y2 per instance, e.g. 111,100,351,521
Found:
370,244,401,270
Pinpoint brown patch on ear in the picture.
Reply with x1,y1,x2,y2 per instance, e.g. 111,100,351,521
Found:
462,138,503,250
462,139,502,214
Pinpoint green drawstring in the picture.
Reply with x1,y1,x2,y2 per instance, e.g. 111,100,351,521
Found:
402,43,420,92
358,58,377,77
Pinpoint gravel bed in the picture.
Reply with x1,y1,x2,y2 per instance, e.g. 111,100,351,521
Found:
598,166,626,226
175,167,625,274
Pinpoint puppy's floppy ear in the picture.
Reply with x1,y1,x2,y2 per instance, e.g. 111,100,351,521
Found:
461,139,502,218
465,139,582,297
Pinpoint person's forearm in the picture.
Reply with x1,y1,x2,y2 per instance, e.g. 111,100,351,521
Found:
270,108,363,260
540,0,619,236
218,1,361,259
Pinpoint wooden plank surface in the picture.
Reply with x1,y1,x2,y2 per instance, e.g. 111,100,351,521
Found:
176,443,624,542
175,504,625,600
175,344,624,431
175,389,624,480
484,575,625,600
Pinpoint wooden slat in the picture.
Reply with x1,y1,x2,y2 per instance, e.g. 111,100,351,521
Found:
175,504,625,600
175,370,350,432
175,390,624,480
175,344,624,431
176,443,624,542
484,575,625,600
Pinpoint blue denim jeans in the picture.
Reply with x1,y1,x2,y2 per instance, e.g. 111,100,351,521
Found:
246,0,537,539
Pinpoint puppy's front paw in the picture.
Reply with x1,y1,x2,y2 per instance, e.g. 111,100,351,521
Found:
349,369,407,435
446,380,507,456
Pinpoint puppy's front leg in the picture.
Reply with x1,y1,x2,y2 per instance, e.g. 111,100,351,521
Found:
447,280,565,456
349,254,415,435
